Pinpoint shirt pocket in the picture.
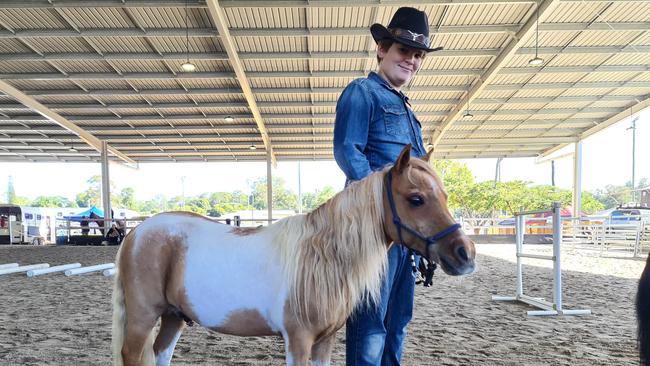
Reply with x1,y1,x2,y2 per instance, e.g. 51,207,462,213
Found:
382,105,409,136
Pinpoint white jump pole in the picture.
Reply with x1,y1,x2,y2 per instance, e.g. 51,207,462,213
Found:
0,263,19,270
65,263,114,276
0,263,49,275
102,268,117,277
27,263,82,277
492,202,591,316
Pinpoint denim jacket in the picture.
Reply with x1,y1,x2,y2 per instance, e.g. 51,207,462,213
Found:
333,72,427,183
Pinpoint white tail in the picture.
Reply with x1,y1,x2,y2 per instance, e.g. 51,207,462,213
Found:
111,270,126,366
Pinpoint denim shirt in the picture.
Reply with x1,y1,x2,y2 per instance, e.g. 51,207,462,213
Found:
333,72,427,183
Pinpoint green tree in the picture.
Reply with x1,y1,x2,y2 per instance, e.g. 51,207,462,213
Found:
31,196,78,208
249,177,298,210
431,160,474,211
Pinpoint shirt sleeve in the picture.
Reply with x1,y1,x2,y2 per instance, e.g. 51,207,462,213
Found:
333,82,373,181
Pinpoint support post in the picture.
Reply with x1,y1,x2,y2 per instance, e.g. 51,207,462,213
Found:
552,202,562,312
101,141,112,232
572,141,582,217
266,148,273,225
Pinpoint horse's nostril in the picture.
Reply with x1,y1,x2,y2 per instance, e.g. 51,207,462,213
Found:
456,246,468,262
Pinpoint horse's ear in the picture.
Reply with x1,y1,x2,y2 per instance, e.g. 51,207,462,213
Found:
394,144,412,174
423,148,434,163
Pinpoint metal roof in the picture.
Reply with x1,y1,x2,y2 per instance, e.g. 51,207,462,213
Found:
0,0,648,164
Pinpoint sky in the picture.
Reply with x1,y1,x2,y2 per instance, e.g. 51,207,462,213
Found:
0,107,647,202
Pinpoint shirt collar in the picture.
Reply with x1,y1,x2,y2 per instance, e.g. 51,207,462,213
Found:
368,72,411,104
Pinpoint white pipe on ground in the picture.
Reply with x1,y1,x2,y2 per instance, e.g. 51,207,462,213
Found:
0,263,19,270
27,263,82,277
102,268,117,277
0,263,49,275
65,263,114,276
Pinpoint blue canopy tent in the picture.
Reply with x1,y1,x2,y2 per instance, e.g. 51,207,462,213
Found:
64,206,105,221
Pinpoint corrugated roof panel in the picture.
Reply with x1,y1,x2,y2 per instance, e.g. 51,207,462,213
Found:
310,77,355,88
472,103,502,111
191,94,245,103
590,100,636,109
127,79,181,90
605,53,650,65
477,90,516,100
89,37,153,53
250,78,309,89
409,91,464,100
149,36,223,54
412,75,472,87
528,30,581,49
58,8,134,28
309,6,374,28
0,61,57,73
0,9,68,29
311,59,366,72
631,73,650,82
529,72,586,84
311,93,341,102
545,54,611,67
107,60,170,73
243,59,309,72
443,3,530,25
560,87,614,97
421,56,492,71
499,102,548,110
546,2,609,23
5,79,80,90
432,33,510,51
259,107,311,115
0,39,36,53
414,104,452,113
198,107,250,114
312,105,335,114
128,7,210,29
225,7,305,28
142,95,191,104
35,95,98,104
599,2,650,22
310,36,369,52
179,78,239,90
490,73,533,85
581,71,641,83
75,79,133,90
572,31,643,47
512,88,565,98
92,95,149,104
24,37,93,53
573,112,613,121
235,36,307,53
54,60,115,73
544,101,592,110
255,94,310,103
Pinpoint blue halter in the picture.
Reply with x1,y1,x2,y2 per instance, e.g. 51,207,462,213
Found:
384,168,461,260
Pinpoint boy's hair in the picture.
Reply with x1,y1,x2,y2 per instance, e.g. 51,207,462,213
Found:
376,39,395,64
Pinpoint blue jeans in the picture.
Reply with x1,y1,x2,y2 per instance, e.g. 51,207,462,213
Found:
346,244,417,366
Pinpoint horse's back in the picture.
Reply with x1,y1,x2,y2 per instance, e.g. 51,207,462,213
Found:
638,254,650,366
117,212,289,335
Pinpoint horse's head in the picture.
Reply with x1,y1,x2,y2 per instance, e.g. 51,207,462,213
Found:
382,145,475,276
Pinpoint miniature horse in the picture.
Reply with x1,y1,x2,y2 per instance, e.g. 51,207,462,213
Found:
112,145,476,366
637,254,650,366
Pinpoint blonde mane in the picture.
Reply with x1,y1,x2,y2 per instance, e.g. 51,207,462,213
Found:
268,168,389,325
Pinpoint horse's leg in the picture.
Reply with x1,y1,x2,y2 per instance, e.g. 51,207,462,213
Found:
153,312,185,366
310,334,336,366
283,330,314,366
122,311,159,366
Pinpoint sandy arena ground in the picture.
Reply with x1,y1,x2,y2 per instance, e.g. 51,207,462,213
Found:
0,243,645,365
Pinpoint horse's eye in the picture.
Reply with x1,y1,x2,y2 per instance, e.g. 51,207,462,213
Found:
408,195,425,207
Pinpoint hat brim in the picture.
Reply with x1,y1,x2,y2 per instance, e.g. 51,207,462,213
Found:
370,24,443,53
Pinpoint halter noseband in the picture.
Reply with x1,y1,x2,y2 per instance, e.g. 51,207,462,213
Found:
384,168,461,260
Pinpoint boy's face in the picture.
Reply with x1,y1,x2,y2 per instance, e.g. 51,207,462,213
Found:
377,42,426,89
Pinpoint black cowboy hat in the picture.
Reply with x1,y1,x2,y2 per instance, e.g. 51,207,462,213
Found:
370,7,443,53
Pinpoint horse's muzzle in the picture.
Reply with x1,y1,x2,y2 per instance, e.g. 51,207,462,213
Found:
436,235,476,276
